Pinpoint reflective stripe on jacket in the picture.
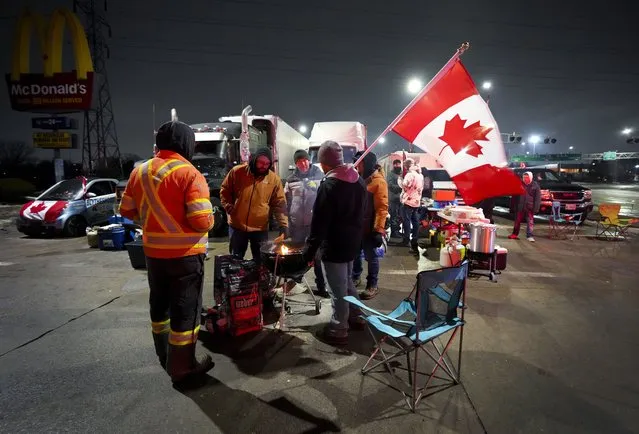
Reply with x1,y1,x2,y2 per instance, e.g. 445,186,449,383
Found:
220,164,288,232
119,150,214,258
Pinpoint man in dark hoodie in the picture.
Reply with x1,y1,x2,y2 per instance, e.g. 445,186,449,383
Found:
387,159,403,238
304,141,368,345
284,149,327,296
120,120,215,384
508,171,541,242
220,147,288,263
352,151,388,300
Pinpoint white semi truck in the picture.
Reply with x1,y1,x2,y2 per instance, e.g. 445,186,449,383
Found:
218,113,309,182
307,121,367,167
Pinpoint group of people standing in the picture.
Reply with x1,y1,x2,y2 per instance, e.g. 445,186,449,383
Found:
121,119,543,385
220,140,390,344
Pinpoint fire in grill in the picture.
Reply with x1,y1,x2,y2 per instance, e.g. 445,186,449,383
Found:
260,241,310,278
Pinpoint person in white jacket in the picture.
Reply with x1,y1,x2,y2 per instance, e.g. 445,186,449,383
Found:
398,158,424,253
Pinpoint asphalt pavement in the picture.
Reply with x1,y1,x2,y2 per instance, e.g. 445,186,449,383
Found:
580,183,639,218
0,219,637,433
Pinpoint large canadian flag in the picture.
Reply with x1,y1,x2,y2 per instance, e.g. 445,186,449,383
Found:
392,60,524,204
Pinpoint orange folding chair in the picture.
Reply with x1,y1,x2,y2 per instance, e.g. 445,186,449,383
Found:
595,203,638,240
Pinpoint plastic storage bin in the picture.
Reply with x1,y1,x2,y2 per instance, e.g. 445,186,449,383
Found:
125,240,146,269
98,225,126,250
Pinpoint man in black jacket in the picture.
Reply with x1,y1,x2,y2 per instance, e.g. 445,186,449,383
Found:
304,140,367,345
387,159,403,238
509,171,541,242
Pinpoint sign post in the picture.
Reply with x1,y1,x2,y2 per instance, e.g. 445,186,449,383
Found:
31,116,77,182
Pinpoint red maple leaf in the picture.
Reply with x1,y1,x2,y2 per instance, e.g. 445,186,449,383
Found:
438,114,493,158
29,202,47,214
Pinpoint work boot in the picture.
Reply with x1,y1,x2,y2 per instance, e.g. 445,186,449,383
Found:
317,326,348,346
359,287,378,300
152,332,169,370
167,343,215,384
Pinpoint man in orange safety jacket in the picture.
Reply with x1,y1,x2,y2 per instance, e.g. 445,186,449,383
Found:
119,120,215,384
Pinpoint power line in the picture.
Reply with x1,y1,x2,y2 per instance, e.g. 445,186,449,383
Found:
110,55,639,95
121,0,629,35
112,34,639,80
110,12,633,57
112,41,639,87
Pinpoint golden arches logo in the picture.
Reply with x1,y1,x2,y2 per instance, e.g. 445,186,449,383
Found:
6,8,95,113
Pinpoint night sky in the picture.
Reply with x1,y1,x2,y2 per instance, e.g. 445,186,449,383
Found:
1,0,638,161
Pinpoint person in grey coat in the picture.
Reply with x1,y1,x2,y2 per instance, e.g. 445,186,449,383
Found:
284,150,327,296
509,171,541,242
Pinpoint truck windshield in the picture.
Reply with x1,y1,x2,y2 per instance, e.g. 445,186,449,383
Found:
194,140,227,159
192,157,228,179
38,179,84,201
309,146,358,165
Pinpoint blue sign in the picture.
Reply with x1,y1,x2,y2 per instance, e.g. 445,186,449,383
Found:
31,117,76,130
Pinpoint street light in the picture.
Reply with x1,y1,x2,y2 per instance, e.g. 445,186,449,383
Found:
529,135,540,155
622,127,633,135
569,146,574,150
379,136,386,144
482,81,492,90
521,141,526,146
406,78,423,95
298,124,308,134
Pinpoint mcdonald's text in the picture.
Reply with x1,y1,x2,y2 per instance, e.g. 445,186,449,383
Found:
5,71,94,113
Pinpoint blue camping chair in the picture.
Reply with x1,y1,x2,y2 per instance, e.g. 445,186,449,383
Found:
344,261,469,411
549,201,581,240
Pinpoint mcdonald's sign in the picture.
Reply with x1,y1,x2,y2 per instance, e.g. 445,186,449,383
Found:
5,8,95,113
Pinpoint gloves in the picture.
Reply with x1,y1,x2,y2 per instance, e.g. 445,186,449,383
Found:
372,232,384,248
279,227,289,240
302,245,315,266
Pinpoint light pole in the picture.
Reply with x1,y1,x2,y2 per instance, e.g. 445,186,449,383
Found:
482,81,492,104
406,78,423,95
529,135,541,155
622,127,633,136
569,146,574,150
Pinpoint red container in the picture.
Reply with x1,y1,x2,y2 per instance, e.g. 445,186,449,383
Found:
432,189,456,201
229,291,263,336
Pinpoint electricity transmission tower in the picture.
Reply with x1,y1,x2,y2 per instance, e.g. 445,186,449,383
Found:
74,0,122,176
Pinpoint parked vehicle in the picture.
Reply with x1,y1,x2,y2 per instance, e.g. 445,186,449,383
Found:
494,168,593,221
307,121,367,168
17,177,118,237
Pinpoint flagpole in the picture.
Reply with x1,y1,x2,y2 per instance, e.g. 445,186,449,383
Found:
354,42,470,168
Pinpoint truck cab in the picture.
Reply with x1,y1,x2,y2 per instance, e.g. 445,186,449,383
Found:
307,122,367,168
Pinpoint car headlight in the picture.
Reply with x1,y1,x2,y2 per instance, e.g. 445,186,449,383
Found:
584,190,592,200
